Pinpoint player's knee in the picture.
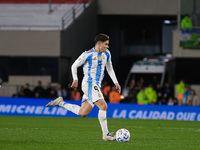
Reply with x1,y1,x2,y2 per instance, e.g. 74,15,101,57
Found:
79,112,88,118
101,104,107,111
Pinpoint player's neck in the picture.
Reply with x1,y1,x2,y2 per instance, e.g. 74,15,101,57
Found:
94,46,101,53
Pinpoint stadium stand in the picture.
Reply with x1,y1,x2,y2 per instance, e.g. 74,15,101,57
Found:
0,0,91,4
0,0,91,30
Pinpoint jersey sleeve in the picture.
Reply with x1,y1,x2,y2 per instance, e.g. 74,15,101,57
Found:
71,52,87,81
105,51,119,84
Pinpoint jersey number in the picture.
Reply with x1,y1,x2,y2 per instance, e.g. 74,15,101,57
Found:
94,86,99,92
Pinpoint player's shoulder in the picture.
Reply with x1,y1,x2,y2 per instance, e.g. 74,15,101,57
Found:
83,48,95,55
105,49,111,54
86,48,96,54
104,49,111,61
81,48,95,58
105,49,111,56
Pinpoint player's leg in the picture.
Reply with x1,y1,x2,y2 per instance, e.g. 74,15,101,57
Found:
78,100,93,117
61,99,92,117
46,96,93,117
94,99,108,134
46,96,80,115
82,82,115,141
95,99,115,141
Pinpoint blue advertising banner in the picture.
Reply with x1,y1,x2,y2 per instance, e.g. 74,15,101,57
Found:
109,103,200,121
0,97,200,121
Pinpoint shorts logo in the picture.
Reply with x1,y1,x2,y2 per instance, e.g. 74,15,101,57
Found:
98,93,101,97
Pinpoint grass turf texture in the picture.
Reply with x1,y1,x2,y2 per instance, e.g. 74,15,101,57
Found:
0,116,200,150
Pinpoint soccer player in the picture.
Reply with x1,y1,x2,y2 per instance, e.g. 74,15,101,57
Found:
46,33,121,141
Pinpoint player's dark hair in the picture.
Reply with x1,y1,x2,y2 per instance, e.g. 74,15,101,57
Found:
94,33,109,44
185,13,190,17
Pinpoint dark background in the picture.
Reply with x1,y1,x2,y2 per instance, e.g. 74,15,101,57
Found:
0,15,200,87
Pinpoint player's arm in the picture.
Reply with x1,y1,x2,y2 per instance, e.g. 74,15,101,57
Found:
106,53,121,94
71,52,87,88
114,83,121,94
71,80,78,89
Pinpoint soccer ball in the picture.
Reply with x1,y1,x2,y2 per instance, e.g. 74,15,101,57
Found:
115,128,130,142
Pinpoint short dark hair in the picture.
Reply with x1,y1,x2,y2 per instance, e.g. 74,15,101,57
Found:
185,13,190,17
94,33,109,44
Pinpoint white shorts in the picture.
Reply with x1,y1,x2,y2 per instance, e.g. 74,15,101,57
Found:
81,82,104,107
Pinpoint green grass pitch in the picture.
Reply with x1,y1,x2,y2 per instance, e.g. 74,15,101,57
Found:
0,116,200,150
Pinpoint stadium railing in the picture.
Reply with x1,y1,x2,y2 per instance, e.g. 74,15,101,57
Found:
0,0,93,31
61,0,93,30
0,25,60,31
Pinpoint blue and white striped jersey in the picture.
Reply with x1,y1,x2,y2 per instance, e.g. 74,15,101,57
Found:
71,47,118,87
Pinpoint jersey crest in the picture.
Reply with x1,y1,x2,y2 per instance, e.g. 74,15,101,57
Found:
98,56,101,60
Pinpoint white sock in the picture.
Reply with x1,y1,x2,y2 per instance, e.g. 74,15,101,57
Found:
98,110,109,136
60,101,80,115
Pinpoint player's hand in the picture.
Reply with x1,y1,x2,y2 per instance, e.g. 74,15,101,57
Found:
115,83,121,94
71,80,78,89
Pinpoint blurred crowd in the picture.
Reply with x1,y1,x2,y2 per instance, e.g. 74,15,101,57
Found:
101,79,175,105
13,79,200,106
175,80,200,106
101,79,200,106
12,81,81,101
